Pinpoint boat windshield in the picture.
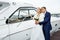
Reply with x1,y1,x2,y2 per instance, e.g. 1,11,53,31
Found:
6,7,36,24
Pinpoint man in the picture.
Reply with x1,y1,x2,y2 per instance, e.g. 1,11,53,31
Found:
36,7,52,40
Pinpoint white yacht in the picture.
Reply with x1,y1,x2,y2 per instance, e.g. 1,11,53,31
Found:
0,2,60,40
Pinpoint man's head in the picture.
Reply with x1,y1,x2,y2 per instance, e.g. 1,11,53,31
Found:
41,7,46,13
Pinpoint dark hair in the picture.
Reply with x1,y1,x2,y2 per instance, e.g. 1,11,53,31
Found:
42,7,46,9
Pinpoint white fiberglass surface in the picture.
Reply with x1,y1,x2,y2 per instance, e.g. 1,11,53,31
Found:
0,2,10,10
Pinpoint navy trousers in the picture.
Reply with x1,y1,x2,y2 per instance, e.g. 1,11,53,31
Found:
43,28,50,40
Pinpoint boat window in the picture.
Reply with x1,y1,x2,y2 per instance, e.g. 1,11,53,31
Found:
51,14,60,17
6,9,21,24
6,7,36,24
29,10,36,16
18,10,36,21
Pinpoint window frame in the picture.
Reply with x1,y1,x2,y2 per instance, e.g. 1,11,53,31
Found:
6,7,36,24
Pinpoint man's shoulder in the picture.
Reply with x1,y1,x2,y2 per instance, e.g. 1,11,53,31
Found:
46,11,51,14
46,11,51,15
45,11,51,17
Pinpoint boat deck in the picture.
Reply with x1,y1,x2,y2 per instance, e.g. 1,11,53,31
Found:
50,30,60,40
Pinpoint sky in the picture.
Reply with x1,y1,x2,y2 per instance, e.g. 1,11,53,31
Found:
0,0,60,13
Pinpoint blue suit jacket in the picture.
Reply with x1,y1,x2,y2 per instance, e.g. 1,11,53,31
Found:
39,12,52,30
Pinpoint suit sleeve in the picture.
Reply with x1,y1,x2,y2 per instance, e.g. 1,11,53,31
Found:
39,13,51,25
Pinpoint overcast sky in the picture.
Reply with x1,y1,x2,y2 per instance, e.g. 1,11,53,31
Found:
0,0,60,13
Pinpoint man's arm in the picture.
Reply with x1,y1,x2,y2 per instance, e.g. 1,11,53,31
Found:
39,13,51,25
